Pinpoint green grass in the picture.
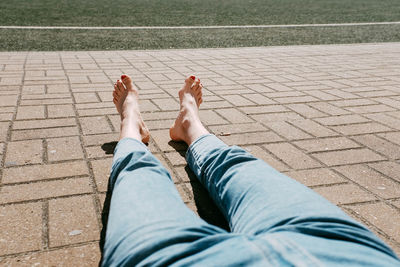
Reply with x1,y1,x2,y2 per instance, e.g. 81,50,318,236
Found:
1,0,400,26
2,25,400,51
1,0,400,51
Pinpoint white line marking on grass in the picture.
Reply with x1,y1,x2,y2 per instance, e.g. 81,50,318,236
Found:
1,22,400,30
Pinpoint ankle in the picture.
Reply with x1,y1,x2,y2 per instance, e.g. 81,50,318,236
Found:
181,118,209,145
119,120,142,141
120,115,140,128
121,106,140,119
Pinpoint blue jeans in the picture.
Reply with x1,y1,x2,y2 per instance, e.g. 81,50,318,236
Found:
102,135,399,266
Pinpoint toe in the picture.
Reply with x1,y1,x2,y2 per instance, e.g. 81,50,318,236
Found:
185,75,196,86
121,74,133,90
192,78,200,91
115,88,122,97
116,80,126,93
196,93,202,103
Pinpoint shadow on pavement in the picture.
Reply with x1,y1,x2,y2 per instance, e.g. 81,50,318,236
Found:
184,165,229,231
101,141,118,154
168,140,229,231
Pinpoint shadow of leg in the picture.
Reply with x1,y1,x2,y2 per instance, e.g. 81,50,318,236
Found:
101,142,118,155
185,166,229,231
168,140,188,151
98,141,117,266
99,178,112,267
168,140,229,231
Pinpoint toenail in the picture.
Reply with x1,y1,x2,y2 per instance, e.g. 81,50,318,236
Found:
190,76,195,80
121,75,127,79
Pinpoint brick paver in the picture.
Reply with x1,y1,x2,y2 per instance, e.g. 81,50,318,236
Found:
1,43,400,264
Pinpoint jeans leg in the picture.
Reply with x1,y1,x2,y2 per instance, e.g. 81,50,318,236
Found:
102,138,226,267
186,134,399,263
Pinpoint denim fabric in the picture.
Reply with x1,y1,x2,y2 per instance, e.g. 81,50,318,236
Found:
102,135,400,266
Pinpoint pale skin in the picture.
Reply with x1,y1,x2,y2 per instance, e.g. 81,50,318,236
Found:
112,74,209,146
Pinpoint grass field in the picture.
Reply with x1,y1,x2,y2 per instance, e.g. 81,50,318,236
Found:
1,0,400,51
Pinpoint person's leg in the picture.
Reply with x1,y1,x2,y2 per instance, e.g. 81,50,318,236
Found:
102,75,227,266
170,77,400,265
186,135,399,265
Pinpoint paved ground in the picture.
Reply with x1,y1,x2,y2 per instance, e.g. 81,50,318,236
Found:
0,43,400,265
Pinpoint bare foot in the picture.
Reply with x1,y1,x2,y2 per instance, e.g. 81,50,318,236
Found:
170,76,209,145
113,75,150,143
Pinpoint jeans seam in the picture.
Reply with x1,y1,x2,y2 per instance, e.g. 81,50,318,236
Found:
263,234,323,267
246,236,276,265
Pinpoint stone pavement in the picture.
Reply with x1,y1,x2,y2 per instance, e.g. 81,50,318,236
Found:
0,43,400,265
